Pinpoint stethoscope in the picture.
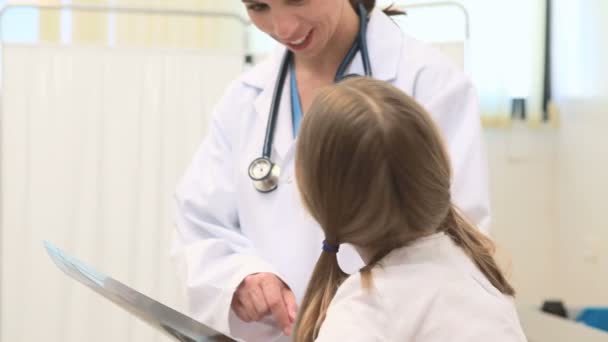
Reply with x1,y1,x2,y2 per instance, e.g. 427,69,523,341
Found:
248,3,373,193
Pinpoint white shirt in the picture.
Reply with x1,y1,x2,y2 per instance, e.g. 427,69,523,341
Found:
316,233,527,342
172,9,491,342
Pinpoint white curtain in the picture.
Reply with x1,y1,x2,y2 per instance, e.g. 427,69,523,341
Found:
0,44,243,342
552,0,608,101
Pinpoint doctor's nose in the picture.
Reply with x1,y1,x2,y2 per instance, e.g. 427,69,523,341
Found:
272,14,299,41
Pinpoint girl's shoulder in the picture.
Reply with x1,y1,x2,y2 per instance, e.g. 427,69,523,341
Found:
325,252,524,341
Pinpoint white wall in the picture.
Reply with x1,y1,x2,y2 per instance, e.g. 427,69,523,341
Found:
486,104,608,307
485,125,559,305
554,100,608,305
487,0,608,308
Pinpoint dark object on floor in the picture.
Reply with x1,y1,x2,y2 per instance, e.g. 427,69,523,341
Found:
541,300,568,318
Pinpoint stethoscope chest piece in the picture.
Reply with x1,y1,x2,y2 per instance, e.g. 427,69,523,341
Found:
248,2,370,194
248,157,281,193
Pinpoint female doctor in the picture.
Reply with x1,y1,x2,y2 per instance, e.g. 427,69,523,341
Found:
171,0,490,341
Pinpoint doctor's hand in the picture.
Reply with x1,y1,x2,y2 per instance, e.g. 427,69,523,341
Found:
231,272,297,336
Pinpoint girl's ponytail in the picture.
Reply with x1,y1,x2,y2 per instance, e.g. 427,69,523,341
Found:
292,242,347,342
444,206,515,296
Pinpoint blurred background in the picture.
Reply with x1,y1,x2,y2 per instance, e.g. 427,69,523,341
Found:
0,0,606,341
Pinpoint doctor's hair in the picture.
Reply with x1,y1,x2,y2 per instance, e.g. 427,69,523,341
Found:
352,0,405,16
293,77,514,342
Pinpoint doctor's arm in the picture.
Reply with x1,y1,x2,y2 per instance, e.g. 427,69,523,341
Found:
414,63,491,233
171,82,294,340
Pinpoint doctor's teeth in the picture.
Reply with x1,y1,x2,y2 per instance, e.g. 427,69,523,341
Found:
291,34,307,45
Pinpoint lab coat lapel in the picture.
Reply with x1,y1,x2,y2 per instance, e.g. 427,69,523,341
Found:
243,49,294,162
347,9,403,82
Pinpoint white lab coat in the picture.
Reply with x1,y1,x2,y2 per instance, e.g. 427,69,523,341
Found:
172,9,491,342
315,232,527,342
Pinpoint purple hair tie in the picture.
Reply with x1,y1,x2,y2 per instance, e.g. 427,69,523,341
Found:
322,240,340,253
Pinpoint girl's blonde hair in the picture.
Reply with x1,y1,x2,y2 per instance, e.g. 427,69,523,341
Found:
293,77,513,341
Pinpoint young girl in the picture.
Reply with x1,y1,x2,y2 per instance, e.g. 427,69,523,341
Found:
293,78,527,341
